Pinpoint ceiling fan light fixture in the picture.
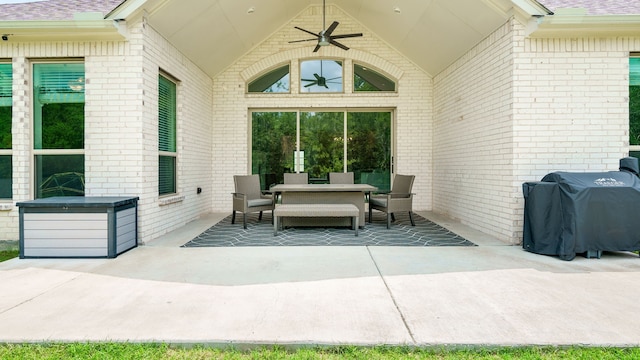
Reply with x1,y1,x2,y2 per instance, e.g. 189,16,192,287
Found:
318,34,330,46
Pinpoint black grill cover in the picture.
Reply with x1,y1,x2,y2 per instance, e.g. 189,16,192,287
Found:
523,171,640,260
620,157,639,176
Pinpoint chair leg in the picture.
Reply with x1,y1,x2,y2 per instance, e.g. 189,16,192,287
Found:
243,213,247,229
231,211,236,224
386,212,391,229
391,212,396,222
273,215,278,236
409,211,415,226
258,211,263,221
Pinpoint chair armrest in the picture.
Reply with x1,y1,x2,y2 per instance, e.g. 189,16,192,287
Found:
389,192,414,198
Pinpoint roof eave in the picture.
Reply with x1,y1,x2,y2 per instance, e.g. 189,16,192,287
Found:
510,0,552,16
0,20,126,42
528,14,640,38
106,0,149,20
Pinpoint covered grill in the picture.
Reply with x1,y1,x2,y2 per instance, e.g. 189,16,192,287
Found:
522,158,640,260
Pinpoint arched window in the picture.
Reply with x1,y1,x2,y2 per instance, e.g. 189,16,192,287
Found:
247,64,290,93
353,63,396,92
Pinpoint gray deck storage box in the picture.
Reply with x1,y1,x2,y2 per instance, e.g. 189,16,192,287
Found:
17,196,138,259
523,172,640,260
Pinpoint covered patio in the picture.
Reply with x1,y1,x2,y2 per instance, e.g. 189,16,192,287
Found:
1,0,639,247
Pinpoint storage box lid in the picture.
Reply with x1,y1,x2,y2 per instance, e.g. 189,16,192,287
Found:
17,196,139,208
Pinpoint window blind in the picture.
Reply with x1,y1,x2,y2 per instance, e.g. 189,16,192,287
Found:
0,64,11,107
631,58,640,86
34,63,85,104
158,75,176,152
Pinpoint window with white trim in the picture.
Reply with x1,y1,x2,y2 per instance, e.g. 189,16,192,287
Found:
33,61,85,198
248,64,290,93
0,63,11,199
353,63,396,92
158,73,177,196
300,59,343,93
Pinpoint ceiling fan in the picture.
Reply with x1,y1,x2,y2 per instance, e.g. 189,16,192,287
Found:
289,0,363,52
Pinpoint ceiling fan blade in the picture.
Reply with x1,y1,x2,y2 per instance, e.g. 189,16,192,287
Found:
324,21,339,36
304,82,317,88
330,39,349,51
325,76,341,81
331,33,363,40
313,73,322,80
313,44,321,52
294,26,321,37
290,37,321,44
289,38,320,43
301,78,316,82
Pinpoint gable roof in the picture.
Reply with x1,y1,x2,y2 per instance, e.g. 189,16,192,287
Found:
0,0,639,77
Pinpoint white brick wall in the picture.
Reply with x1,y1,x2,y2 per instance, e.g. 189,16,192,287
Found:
433,20,516,243
512,27,640,244
127,19,214,243
211,5,433,213
0,18,214,242
434,17,640,244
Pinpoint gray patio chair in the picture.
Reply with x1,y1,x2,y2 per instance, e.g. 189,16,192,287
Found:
369,174,415,229
329,172,354,184
232,174,274,229
284,172,308,184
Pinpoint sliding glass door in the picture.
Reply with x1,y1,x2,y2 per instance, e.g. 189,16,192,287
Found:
347,112,391,191
251,109,392,191
251,112,296,189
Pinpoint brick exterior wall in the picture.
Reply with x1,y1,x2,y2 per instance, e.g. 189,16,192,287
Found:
433,20,517,243
511,23,640,244
211,5,433,213
0,17,213,242
434,17,640,244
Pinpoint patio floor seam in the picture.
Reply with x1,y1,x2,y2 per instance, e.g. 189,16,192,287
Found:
365,245,416,344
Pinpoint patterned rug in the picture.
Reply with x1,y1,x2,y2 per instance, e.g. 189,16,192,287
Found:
182,211,476,247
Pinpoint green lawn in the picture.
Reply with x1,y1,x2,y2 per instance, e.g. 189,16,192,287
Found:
0,249,18,262
0,344,639,359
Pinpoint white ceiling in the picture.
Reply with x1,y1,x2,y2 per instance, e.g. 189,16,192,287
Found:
141,0,533,78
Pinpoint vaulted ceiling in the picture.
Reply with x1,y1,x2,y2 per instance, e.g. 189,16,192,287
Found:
124,0,548,78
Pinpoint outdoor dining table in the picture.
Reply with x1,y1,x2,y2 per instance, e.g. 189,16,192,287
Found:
270,183,377,228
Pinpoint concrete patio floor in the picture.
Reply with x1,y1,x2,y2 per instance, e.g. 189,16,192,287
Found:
1,211,640,347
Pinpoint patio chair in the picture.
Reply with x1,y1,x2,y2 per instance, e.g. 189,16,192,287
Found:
329,172,354,184
284,172,308,184
369,174,415,229
232,174,274,229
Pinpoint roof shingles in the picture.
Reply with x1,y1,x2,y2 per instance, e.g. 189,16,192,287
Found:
0,0,638,22
0,0,124,21
538,0,640,15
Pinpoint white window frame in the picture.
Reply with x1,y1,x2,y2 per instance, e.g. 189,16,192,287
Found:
158,71,179,197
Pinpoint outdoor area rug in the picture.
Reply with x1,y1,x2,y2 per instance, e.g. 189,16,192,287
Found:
182,211,476,247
